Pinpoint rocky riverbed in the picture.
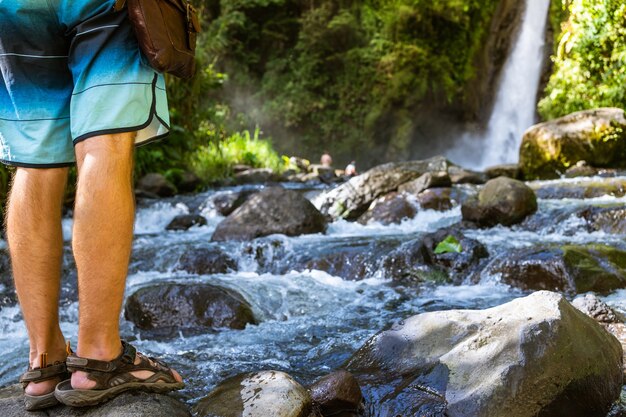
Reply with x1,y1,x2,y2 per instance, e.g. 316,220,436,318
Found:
1,110,626,416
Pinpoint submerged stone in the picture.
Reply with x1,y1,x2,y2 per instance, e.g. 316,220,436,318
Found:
345,291,623,417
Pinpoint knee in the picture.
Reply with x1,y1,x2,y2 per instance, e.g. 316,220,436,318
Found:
75,132,136,170
12,167,69,190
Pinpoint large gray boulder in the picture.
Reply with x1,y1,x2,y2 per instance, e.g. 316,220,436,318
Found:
357,192,418,225
520,108,626,179
193,370,316,417
313,156,450,220
0,385,190,416
461,176,537,227
212,187,327,242
345,291,623,417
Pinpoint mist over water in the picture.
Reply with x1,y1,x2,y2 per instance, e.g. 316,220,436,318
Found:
447,0,551,169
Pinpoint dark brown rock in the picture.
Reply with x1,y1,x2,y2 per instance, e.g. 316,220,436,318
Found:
234,168,279,184
177,171,202,193
165,214,208,231
0,384,191,416
124,283,256,337
578,205,626,234
174,247,237,274
136,173,177,197
309,370,363,417
211,187,328,242
357,192,417,225
381,228,488,284
416,188,458,211
304,252,375,281
211,190,258,217
482,245,626,295
461,177,537,227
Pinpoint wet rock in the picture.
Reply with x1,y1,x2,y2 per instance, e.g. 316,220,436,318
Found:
573,294,626,378
357,192,417,225
211,187,327,242
578,205,626,234
415,187,457,211
193,370,313,417
309,370,363,417
461,177,537,227
398,171,451,195
481,245,626,295
485,163,521,179
177,171,202,193
211,190,258,217
233,164,253,173
448,165,487,184
136,173,177,197
345,291,623,417
309,164,337,184
234,168,279,184
304,252,375,280
313,156,450,220
174,247,237,274
165,214,208,231
565,161,599,178
124,283,256,337
381,228,488,284
520,108,626,179
530,178,626,200
0,247,15,307
0,384,191,416
572,293,624,324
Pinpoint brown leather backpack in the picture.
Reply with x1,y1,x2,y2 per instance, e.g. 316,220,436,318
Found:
114,0,200,79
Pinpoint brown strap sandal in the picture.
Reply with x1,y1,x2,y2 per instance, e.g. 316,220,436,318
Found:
55,340,184,407
20,351,71,411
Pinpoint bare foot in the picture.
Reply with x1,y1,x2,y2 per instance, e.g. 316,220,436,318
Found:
24,343,68,397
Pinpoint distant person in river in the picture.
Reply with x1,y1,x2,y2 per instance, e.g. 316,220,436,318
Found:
0,0,182,411
345,161,358,176
320,151,333,167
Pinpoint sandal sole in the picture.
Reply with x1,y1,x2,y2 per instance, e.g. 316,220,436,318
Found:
54,379,185,407
24,392,60,411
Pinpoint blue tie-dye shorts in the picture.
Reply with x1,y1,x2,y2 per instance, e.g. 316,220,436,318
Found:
0,0,170,167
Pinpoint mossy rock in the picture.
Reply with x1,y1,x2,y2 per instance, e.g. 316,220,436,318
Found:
520,108,626,179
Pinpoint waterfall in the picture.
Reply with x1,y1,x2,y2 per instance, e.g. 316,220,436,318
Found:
447,0,551,170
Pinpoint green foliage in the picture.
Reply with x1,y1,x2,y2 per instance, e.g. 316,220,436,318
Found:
189,127,283,182
434,235,463,254
539,0,626,120
205,0,500,163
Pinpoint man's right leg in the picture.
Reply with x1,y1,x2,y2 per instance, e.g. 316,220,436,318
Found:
6,167,69,396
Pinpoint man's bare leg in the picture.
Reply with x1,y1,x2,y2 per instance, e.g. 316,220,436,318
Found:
71,133,180,389
6,167,69,395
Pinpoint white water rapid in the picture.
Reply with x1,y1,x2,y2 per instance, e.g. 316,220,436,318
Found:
448,0,551,169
